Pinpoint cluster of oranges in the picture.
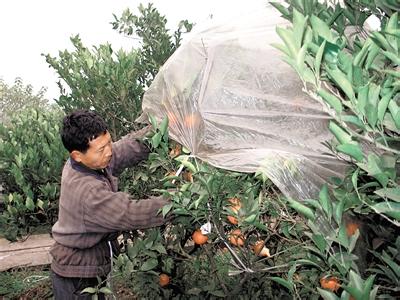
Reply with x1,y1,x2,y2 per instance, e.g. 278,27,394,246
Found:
190,197,270,258
166,111,202,129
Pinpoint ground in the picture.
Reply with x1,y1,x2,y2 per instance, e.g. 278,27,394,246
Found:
0,266,135,299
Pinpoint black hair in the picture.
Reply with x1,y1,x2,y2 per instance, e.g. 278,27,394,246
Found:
61,110,108,153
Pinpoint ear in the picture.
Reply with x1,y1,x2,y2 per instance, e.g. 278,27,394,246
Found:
71,150,82,162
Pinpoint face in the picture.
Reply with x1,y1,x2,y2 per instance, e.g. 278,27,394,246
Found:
71,131,113,170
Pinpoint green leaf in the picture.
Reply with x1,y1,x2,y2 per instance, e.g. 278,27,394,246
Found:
151,132,162,148
296,258,323,270
209,290,225,297
37,199,44,210
319,185,333,220
371,202,400,220
287,198,315,220
383,50,400,65
81,287,97,294
162,202,173,217
338,224,349,248
25,197,35,212
336,143,364,162
276,27,297,58
326,67,355,102
99,287,113,295
325,41,341,65
270,2,290,19
341,115,365,129
318,89,343,114
388,100,400,129
348,229,360,253
353,39,372,67
371,32,393,51
293,8,307,50
271,43,291,57
316,288,339,300
140,258,158,271
329,121,352,144
357,84,369,115
296,44,307,73
375,187,400,202
334,199,344,225
269,277,293,291
315,40,326,79
152,243,167,254
366,154,389,187
378,91,394,124
365,83,380,128
365,43,380,69
349,269,363,290
381,251,400,278
310,15,333,42
311,234,327,253
159,117,169,136
148,114,158,130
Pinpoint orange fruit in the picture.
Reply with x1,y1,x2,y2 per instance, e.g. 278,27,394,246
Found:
227,215,238,225
169,144,182,158
227,197,241,225
252,240,270,257
346,222,359,236
159,273,170,287
320,276,340,292
182,171,193,182
184,113,201,128
192,229,208,245
229,229,245,246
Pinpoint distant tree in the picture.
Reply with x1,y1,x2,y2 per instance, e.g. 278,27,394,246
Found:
0,77,48,123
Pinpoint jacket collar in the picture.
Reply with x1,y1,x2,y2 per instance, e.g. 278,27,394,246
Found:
69,157,106,176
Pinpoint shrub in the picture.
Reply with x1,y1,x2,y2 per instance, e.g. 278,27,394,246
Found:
0,108,67,240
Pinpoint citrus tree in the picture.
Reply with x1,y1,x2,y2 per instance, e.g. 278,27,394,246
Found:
104,1,400,298
44,3,192,139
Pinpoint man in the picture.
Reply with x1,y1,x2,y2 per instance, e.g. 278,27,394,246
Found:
50,110,169,299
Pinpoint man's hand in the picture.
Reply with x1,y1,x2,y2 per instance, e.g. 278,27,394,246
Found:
130,125,152,139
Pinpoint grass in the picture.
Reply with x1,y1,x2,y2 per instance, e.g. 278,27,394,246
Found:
0,266,52,299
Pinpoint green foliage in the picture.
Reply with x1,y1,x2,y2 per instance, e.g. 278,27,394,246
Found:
0,108,67,240
44,3,192,139
273,0,400,298
44,37,144,139
111,3,193,87
0,77,48,124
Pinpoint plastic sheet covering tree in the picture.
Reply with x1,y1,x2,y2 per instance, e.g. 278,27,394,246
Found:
139,6,348,200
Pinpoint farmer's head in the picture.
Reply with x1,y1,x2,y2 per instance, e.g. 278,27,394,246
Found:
61,110,112,169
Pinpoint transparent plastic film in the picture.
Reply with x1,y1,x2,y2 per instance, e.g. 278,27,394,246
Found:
140,7,348,200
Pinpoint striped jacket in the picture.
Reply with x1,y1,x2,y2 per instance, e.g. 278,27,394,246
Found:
50,132,168,278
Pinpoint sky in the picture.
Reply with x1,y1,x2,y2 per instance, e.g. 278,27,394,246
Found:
0,0,269,101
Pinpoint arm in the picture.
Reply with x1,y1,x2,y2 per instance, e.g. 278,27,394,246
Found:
109,126,151,176
83,180,169,233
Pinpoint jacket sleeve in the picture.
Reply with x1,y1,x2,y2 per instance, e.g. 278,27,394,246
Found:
109,128,151,176
83,180,169,233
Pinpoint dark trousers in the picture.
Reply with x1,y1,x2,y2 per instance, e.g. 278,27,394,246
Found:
51,271,106,300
